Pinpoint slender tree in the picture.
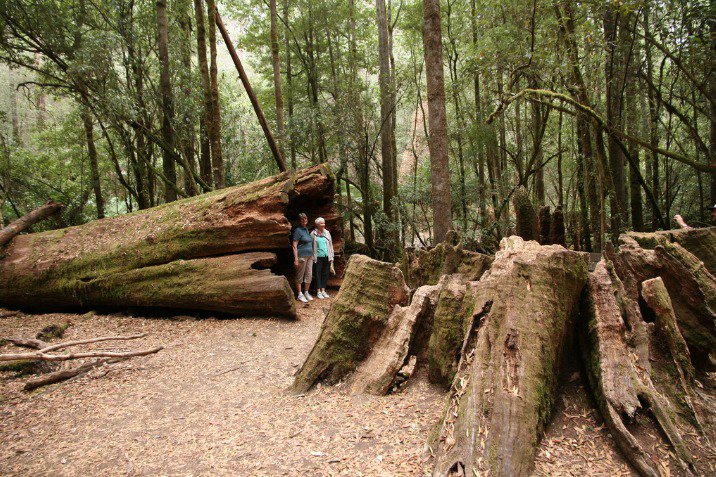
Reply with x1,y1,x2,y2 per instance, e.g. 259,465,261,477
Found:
206,0,225,188
423,0,452,243
156,0,178,202
270,0,286,158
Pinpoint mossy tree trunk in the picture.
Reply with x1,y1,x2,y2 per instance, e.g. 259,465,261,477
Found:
0,165,340,317
291,254,410,393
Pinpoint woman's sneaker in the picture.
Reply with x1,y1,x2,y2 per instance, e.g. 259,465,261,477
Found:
297,293,308,303
304,291,314,301
322,291,330,298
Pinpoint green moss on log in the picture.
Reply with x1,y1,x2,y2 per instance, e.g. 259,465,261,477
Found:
291,254,409,393
427,275,470,387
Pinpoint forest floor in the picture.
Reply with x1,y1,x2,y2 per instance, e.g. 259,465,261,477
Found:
1,300,635,476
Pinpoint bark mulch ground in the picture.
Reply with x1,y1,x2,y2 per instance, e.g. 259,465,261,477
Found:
1,301,633,476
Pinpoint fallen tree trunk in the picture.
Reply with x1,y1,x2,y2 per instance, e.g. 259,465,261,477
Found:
291,254,409,393
0,201,64,248
0,165,340,317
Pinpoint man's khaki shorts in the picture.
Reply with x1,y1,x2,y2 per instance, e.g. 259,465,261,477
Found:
296,257,313,285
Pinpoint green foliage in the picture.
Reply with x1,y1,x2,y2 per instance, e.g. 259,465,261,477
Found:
0,0,711,248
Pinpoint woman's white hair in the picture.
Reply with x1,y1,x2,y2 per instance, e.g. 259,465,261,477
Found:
314,217,326,225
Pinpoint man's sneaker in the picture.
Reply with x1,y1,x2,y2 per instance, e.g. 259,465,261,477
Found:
304,291,314,301
322,291,330,298
297,293,308,303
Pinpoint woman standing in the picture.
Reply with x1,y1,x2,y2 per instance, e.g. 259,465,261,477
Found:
292,213,314,303
311,217,334,299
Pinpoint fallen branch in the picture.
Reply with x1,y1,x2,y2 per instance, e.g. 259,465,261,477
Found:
0,201,64,248
0,346,163,362
0,333,161,362
23,358,118,391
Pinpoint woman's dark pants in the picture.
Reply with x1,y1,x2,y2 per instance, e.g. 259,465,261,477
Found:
315,256,330,289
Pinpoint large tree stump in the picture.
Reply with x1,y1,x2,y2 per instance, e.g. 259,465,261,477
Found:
404,235,491,289
0,165,340,317
580,260,709,476
349,283,440,395
431,237,588,476
611,232,716,369
290,254,409,393
625,226,716,275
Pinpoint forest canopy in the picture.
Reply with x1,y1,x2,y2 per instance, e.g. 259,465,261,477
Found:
0,0,713,257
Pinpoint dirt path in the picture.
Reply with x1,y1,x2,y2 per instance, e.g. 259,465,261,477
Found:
1,301,635,476
1,300,444,476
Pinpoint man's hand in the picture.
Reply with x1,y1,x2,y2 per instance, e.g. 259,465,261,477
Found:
674,214,690,229
294,258,299,267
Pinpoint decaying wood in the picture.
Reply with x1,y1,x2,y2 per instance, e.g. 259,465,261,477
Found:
549,205,566,246
538,205,551,245
432,237,588,476
0,165,340,317
404,235,491,289
624,226,716,274
426,274,472,387
580,260,700,476
291,254,409,393
612,230,716,369
512,187,538,241
0,201,64,248
350,284,440,395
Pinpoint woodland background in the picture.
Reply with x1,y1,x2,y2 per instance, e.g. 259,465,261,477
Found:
0,0,713,257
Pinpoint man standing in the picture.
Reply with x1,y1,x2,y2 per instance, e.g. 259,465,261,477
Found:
292,213,314,303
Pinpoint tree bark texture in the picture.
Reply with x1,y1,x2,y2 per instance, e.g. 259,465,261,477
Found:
431,237,588,476
580,260,709,476
423,0,452,243
291,254,410,393
611,228,716,369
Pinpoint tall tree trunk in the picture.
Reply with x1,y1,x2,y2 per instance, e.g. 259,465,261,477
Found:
625,22,643,231
643,5,660,229
710,0,716,204
284,0,296,169
423,0,452,244
470,0,487,224
603,5,626,234
193,0,213,187
81,104,104,219
9,69,21,146
270,0,285,158
206,0,225,188
179,0,199,196
377,0,395,221
156,0,178,202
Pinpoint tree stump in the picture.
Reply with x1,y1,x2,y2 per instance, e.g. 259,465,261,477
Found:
431,237,588,476
611,231,716,369
580,260,709,476
512,187,538,241
291,254,409,393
